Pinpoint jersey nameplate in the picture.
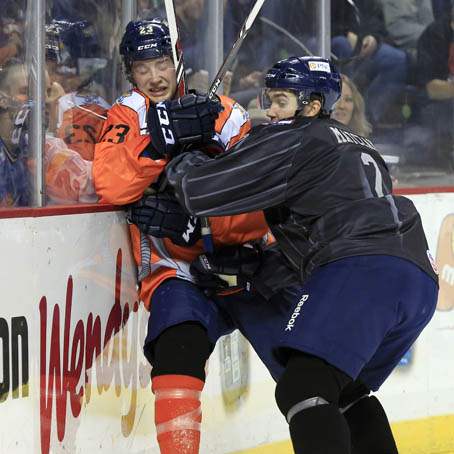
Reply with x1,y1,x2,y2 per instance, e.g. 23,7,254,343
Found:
329,126,377,151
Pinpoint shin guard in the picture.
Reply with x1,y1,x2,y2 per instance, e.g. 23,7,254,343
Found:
343,395,398,454
152,374,205,454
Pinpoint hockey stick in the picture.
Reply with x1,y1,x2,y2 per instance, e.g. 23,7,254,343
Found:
200,0,267,251
164,0,186,97
208,0,267,100
165,0,268,253
163,0,219,252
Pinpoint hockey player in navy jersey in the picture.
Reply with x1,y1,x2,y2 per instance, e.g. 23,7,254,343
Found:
162,56,439,454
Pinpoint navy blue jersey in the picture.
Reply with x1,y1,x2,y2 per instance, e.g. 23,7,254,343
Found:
167,116,438,284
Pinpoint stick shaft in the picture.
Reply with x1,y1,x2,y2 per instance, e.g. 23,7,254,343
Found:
208,0,267,99
164,0,186,96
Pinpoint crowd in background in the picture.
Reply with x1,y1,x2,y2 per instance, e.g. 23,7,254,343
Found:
0,0,453,208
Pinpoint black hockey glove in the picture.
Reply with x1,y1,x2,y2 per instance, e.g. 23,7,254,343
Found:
190,245,262,293
127,191,201,247
147,92,224,159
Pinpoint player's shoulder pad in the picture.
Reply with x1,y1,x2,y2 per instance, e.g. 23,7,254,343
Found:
219,95,249,121
218,94,236,109
215,95,250,149
115,89,148,113
113,89,148,135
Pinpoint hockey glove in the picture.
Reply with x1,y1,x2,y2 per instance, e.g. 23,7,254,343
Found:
190,245,262,293
147,92,224,159
127,191,201,247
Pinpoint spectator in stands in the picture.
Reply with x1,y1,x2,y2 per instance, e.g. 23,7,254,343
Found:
265,0,406,126
332,74,372,137
0,17,23,68
224,0,278,89
223,0,297,107
0,60,93,206
328,0,408,126
432,0,453,19
416,4,454,166
332,74,400,182
0,63,29,207
379,0,434,63
137,0,160,20
174,0,207,83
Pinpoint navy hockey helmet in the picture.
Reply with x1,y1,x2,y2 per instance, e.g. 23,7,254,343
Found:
262,56,342,116
46,19,103,75
120,19,172,75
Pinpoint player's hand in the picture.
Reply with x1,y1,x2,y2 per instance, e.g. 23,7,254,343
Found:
359,35,377,59
239,70,263,89
127,191,201,246
190,264,230,294
187,70,209,92
147,92,224,159
346,31,358,51
190,245,262,292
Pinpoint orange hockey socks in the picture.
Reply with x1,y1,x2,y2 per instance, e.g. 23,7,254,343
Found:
152,374,205,454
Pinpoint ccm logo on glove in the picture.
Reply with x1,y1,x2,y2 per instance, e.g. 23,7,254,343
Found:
156,102,175,145
147,92,224,159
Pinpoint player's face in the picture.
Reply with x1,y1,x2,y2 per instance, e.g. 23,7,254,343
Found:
132,56,177,103
332,82,354,126
265,90,299,122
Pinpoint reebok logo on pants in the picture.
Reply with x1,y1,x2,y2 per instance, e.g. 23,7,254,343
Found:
285,294,309,331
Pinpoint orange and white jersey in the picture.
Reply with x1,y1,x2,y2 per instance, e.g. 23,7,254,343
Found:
56,92,110,161
215,95,251,149
93,88,269,309
94,89,165,205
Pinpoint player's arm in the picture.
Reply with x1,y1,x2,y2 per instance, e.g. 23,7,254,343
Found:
93,104,166,205
127,95,259,245
167,124,301,216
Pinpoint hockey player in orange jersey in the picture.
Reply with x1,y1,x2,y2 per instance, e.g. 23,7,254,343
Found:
41,19,110,204
93,18,270,453
46,19,109,161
